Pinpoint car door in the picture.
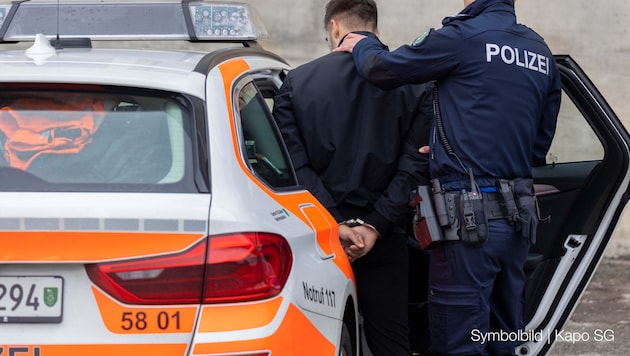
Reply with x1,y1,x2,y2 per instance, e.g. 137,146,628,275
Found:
196,52,359,355
517,55,630,355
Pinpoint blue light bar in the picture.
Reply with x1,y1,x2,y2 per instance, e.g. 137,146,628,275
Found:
0,0,267,43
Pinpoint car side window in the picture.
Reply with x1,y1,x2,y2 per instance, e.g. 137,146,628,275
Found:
546,91,605,164
237,81,297,188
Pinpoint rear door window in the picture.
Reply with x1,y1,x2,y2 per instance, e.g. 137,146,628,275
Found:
236,80,297,188
0,85,199,192
545,91,605,164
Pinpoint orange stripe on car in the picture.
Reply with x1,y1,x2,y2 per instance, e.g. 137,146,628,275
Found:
218,59,353,280
192,303,335,355
0,231,205,262
0,344,187,356
92,286,198,334
197,297,283,332
301,204,335,256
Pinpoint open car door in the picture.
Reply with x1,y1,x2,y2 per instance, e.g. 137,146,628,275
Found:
518,55,630,355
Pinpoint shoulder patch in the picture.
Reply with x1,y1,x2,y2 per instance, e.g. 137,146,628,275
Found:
412,29,430,47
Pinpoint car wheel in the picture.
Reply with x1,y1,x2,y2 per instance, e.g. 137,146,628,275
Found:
339,322,354,356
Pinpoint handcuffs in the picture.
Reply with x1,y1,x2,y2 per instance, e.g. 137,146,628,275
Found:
339,218,380,238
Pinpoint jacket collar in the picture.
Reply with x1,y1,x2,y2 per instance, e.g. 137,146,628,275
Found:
338,31,388,50
442,0,515,26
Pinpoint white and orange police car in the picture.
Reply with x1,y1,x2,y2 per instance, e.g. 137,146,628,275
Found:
1,1,630,356
0,1,358,355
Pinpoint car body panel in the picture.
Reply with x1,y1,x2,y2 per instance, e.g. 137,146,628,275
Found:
190,52,357,354
0,49,208,97
0,193,209,262
0,193,209,348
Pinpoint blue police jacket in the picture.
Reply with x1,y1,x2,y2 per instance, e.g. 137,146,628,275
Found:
350,0,562,190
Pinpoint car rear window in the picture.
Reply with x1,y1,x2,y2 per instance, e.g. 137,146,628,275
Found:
0,85,199,192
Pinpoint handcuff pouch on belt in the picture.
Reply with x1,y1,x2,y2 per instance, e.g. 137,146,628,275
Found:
498,178,541,244
411,177,539,249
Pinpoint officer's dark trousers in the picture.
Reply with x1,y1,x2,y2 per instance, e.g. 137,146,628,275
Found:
353,228,411,356
428,220,529,356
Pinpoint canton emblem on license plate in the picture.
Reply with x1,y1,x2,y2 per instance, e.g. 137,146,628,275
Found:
44,287,59,307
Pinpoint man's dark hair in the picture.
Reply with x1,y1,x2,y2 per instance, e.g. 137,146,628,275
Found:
324,0,378,31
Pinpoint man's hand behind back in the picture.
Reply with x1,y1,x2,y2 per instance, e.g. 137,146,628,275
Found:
339,224,378,262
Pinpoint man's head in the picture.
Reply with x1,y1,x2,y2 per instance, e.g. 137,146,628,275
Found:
324,0,378,51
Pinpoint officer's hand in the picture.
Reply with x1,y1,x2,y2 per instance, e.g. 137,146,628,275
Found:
332,33,367,53
344,226,378,262
419,146,430,154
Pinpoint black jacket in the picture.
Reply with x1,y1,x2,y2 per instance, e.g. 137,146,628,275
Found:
272,33,432,235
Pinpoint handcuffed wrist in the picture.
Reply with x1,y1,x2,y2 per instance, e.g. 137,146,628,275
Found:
339,218,380,237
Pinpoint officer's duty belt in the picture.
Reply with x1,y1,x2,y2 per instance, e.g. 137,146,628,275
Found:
446,191,510,220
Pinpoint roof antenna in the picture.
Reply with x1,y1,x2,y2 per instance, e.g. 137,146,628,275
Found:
56,0,60,43
50,0,92,49
51,0,61,49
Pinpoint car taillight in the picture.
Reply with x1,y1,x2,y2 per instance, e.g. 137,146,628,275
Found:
86,232,292,305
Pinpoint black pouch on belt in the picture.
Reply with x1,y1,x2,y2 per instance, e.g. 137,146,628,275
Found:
511,178,538,244
458,190,488,245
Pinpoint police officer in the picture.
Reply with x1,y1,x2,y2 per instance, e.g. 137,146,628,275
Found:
273,1,433,354
335,0,561,354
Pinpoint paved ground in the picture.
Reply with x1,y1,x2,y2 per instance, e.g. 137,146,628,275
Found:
549,256,630,355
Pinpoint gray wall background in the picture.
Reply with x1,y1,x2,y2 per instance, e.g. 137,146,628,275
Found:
252,0,629,124
249,0,630,257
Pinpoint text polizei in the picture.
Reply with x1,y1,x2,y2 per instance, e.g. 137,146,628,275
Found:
486,43,550,75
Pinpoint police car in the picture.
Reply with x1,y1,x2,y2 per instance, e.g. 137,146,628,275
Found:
0,1,357,355
0,1,628,356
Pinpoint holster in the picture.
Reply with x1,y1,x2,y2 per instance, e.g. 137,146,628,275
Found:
410,183,458,250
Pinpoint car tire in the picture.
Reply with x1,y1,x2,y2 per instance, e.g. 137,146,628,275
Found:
339,322,354,356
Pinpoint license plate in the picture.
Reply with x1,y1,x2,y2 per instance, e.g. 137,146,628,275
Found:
0,276,63,323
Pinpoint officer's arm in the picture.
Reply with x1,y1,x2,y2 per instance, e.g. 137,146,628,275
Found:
352,29,460,89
